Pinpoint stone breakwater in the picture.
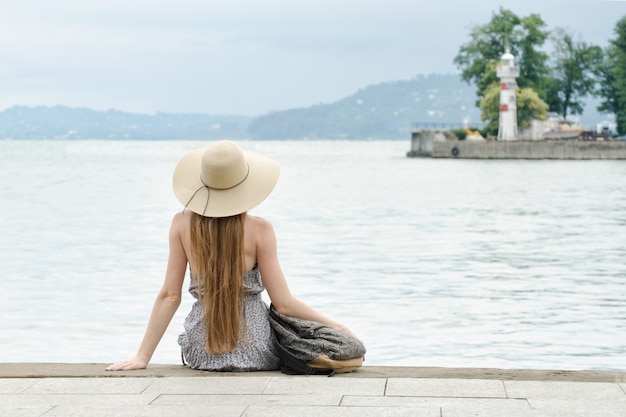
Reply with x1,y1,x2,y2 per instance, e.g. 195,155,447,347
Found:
408,130,626,159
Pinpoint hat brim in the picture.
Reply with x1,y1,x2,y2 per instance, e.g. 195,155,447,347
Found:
172,147,279,217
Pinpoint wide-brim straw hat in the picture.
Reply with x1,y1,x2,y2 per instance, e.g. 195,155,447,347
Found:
173,141,280,217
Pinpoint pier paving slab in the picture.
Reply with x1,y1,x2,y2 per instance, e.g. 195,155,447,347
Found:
386,377,507,398
153,393,342,406
504,380,626,400
142,375,271,395
263,376,385,395
242,405,438,417
0,406,52,417
526,398,626,417
2,393,159,408
21,405,248,417
341,395,530,413
1,364,625,417
0,378,40,394
21,377,153,394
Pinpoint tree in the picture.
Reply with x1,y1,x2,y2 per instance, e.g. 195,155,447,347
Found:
614,16,626,110
479,83,548,135
596,15,626,133
595,46,620,114
516,88,550,130
454,7,550,103
478,84,503,134
544,28,603,118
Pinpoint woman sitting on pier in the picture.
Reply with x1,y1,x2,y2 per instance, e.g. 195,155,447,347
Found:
107,141,353,371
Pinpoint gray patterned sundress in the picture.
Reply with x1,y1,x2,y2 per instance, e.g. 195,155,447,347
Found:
178,264,281,371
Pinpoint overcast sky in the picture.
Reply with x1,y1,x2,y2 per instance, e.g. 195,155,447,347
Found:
1,1,624,115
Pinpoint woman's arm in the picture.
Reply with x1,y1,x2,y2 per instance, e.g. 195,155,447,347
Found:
255,217,352,333
106,213,188,371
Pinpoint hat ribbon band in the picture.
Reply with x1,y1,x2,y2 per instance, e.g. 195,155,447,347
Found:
184,163,250,216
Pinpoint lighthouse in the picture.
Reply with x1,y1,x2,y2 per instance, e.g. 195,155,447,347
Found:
496,47,520,141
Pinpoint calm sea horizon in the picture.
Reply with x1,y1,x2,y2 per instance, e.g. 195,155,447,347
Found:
1,139,625,371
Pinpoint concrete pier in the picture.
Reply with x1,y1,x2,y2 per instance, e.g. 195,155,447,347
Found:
407,130,626,159
2,364,625,416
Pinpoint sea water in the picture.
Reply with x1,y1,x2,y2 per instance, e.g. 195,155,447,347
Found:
1,139,625,371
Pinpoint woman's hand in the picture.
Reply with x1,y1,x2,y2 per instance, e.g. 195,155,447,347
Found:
105,355,148,371
335,325,363,343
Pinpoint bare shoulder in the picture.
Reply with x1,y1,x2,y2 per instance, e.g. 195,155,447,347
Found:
246,215,277,244
170,211,189,232
172,210,187,224
246,215,274,231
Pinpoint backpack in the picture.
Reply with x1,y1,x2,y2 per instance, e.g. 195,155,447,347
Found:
268,304,366,376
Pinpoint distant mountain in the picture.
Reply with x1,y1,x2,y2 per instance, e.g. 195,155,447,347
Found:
0,106,251,140
0,74,607,140
248,74,480,140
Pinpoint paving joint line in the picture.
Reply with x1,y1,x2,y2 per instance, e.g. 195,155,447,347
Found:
501,379,509,398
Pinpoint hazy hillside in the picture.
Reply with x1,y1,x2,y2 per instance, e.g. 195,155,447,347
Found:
0,74,607,140
0,106,251,140
248,74,480,140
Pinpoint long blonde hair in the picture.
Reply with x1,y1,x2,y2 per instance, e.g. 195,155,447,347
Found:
188,211,246,354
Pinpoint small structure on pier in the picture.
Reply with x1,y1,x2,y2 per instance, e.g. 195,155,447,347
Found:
496,47,520,141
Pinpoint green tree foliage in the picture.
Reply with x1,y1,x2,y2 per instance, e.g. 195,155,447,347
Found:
479,84,503,134
596,15,626,133
476,60,499,106
545,28,603,118
454,7,550,102
595,45,620,116
613,16,626,122
517,88,549,129
479,83,548,135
